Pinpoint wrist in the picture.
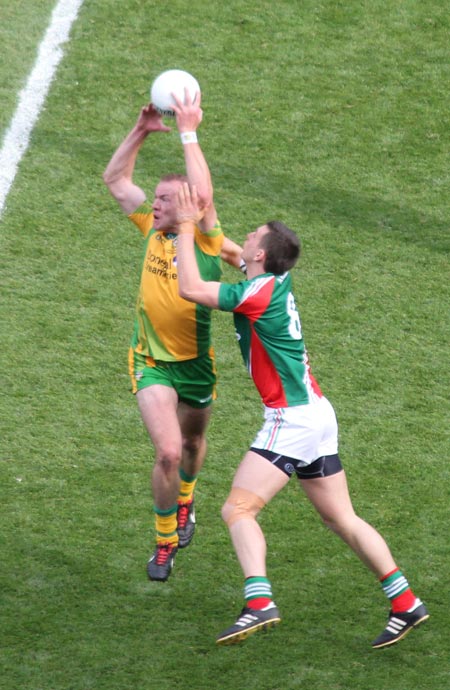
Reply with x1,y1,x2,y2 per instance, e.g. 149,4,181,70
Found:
239,258,247,274
180,131,198,145
177,221,196,234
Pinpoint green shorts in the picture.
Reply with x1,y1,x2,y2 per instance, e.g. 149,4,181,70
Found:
128,348,217,409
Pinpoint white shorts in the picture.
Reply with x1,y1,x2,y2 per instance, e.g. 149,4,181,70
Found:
251,396,338,465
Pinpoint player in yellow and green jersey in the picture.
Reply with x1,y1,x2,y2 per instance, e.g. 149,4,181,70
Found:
128,197,224,364
103,90,243,581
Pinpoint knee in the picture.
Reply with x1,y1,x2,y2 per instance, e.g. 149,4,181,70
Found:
155,444,181,475
221,501,234,525
320,512,357,538
182,432,205,457
321,515,340,534
221,488,266,527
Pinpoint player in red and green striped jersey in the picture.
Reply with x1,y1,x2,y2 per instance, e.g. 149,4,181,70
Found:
174,183,429,649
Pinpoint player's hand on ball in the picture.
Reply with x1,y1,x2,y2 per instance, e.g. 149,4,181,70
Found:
176,183,205,229
137,104,171,133
171,88,203,132
150,69,200,117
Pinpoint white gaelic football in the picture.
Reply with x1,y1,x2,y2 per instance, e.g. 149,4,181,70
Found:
150,69,200,117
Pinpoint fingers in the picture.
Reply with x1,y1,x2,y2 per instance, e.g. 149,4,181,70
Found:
144,103,161,116
177,182,188,206
178,182,187,204
192,89,201,106
140,103,172,131
184,86,201,106
179,182,197,205
177,183,201,218
170,88,202,112
171,92,183,112
176,183,203,228
185,182,197,206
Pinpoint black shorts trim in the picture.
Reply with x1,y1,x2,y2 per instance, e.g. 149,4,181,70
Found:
250,447,343,479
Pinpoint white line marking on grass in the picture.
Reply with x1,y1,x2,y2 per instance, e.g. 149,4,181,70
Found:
0,0,85,218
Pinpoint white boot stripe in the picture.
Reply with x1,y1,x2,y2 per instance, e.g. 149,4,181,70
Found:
387,621,406,633
237,614,258,626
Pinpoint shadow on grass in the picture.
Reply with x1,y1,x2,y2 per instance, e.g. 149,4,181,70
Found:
288,183,449,254
215,162,449,255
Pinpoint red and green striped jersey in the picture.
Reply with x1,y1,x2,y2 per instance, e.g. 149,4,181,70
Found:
218,272,322,408
129,203,223,361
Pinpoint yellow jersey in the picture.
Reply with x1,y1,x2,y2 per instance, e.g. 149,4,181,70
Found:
128,203,224,361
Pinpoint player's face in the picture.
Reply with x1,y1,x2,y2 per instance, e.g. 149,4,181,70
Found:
242,225,269,263
152,180,183,231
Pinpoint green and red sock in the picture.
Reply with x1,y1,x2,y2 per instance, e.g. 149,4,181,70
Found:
244,576,273,610
380,568,417,613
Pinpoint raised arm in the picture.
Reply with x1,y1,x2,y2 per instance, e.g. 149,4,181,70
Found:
175,183,221,308
172,92,246,270
102,104,171,214
172,90,217,233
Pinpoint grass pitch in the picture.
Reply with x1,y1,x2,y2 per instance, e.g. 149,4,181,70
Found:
1,2,449,689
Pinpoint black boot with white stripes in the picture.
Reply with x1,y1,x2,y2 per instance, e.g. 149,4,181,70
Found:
371,599,429,649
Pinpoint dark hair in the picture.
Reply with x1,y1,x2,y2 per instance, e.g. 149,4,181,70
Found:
259,221,301,274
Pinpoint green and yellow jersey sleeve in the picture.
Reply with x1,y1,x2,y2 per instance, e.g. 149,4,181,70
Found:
128,203,224,361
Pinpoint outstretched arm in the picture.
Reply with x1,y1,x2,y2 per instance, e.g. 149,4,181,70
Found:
175,184,221,308
103,104,171,214
172,91,245,270
172,90,217,233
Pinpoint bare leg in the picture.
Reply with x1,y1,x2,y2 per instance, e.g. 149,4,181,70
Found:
222,451,290,578
177,401,212,478
137,385,182,511
300,470,397,577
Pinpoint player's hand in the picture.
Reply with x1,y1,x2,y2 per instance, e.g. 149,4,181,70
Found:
137,104,171,133
171,89,203,133
175,183,205,230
